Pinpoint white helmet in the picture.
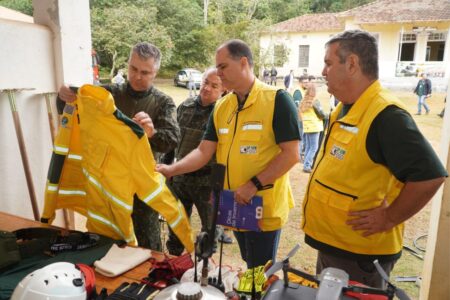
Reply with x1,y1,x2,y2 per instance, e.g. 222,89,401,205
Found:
11,262,87,300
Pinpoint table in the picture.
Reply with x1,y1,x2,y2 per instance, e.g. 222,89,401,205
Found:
0,211,165,294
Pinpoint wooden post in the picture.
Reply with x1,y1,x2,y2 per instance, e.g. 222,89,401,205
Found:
420,80,450,299
43,92,73,229
44,93,57,144
3,89,39,221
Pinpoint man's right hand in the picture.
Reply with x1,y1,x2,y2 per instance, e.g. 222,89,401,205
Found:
156,164,174,179
58,85,77,103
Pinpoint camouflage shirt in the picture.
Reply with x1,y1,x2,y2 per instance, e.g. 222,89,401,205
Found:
172,96,215,185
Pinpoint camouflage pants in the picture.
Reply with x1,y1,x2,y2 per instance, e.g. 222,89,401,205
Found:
131,195,162,251
166,181,212,256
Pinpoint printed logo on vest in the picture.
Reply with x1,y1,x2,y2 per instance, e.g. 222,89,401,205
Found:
61,116,69,128
330,145,346,160
240,145,257,154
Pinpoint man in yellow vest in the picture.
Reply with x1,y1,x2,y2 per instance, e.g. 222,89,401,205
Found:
157,39,300,268
302,30,447,288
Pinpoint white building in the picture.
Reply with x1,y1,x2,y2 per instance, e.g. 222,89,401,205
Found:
260,0,450,90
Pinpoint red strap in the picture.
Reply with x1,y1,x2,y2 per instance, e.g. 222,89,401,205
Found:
76,263,96,296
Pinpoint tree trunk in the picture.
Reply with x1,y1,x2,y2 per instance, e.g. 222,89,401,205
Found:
110,50,118,78
203,0,209,25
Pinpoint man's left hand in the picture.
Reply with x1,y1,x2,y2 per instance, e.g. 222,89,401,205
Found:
234,181,258,205
346,199,396,237
133,111,155,138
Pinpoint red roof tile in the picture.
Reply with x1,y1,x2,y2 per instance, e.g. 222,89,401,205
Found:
269,0,450,32
340,0,450,24
270,13,343,32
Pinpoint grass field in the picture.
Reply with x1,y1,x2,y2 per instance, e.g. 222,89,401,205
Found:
153,78,447,300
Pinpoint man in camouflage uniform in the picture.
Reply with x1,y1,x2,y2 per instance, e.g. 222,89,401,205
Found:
164,68,231,255
56,42,180,251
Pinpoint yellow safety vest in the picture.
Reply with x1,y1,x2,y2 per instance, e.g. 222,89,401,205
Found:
42,85,194,251
302,81,405,256
213,79,294,231
301,106,324,133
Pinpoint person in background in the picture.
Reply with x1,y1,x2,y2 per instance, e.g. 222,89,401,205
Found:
163,68,233,256
157,39,300,268
188,71,198,97
111,69,125,86
293,76,309,162
284,70,295,93
302,30,447,288
270,66,278,86
56,42,180,251
292,76,309,107
413,73,432,115
263,68,270,85
298,83,327,173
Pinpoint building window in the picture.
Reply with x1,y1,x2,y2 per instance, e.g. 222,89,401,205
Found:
398,33,416,61
273,44,288,67
402,33,417,42
298,45,309,68
427,32,446,61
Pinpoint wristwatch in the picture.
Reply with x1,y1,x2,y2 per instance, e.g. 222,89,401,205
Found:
251,176,264,190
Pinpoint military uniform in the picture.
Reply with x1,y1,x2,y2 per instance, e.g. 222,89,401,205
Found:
165,96,215,255
57,83,180,250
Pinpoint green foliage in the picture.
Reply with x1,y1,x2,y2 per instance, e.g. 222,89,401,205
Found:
0,0,32,15
2,0,376,77
91,3,173,77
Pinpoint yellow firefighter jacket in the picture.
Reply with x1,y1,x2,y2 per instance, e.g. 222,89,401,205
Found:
302,81,405,257
213,79,294,231
42,85,193,251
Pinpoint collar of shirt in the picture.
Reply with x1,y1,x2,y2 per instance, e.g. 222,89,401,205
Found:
126,83,153,99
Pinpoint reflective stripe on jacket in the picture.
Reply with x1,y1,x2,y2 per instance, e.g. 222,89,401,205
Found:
42,85,193,251
302,81,405,256
213,79,294,231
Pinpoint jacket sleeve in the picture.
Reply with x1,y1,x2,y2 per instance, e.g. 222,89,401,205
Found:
150,96,180,154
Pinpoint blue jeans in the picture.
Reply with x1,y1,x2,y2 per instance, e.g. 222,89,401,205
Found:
233,229,281,268
303,132,320,171
417,95,429,114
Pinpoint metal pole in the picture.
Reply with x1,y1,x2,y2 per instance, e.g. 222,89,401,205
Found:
5,90,40,221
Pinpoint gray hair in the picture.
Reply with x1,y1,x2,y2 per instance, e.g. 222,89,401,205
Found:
129,42,162,69
202,67,218,80
326,30,378,80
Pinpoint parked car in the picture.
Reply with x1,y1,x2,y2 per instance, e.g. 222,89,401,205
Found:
174,68,202,88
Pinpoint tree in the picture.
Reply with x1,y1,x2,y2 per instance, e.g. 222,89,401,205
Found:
0,0,32,15
91,4,173,77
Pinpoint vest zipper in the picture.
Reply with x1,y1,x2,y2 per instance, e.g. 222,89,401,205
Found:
226,109,240,190
315,179,358,200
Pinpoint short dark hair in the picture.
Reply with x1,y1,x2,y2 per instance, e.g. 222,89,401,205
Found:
220,39,253,67
326,30,378,79
130,42,162,69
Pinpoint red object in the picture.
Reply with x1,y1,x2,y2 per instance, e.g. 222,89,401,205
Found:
91,49,100,82
76,263,96,296
344,280,388,300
